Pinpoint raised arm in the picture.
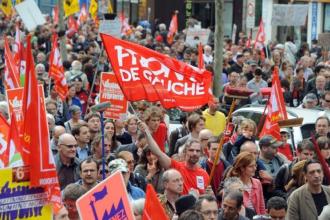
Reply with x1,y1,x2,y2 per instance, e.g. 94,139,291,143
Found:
138,121,171,169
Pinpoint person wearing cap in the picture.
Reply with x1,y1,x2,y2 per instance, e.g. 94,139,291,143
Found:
298,93,318,109
258,135,287,179
108,158,145,201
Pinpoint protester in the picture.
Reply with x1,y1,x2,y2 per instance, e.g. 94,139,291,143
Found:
195,195,219,220
266,196,287,220
55,133,81,189
287,159,330,220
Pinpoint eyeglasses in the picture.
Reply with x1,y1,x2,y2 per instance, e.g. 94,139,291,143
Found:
61,144,77,149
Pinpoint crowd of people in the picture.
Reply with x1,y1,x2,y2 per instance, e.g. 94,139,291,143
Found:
1,8,330,220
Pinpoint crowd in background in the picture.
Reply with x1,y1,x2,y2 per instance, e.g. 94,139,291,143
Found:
1,8,330,220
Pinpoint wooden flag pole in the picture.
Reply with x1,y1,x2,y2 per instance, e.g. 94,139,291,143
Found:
207,98,236,185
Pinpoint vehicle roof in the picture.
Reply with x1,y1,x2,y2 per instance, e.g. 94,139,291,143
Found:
233,104,329,125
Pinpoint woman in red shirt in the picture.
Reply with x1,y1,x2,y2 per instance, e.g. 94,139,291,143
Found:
224,151,266,214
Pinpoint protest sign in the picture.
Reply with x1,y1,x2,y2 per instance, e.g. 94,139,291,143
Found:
246,0,255,28
98,18,122,40
0,167,52,219
76,171,134,220
100,72,128,120
15,0,46,31
6,87,24,129
272,4,308,26
6,86,43,129
185,28,211,47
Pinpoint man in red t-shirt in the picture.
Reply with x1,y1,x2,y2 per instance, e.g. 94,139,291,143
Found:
144,106,167,152
139,121,210,195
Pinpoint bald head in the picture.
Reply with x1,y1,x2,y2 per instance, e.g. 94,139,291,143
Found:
54,126,66,139
240,141,258,157
199,129,213,140
58,133,77,146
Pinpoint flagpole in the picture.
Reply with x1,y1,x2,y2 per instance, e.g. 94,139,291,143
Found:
100,111,106,180
86,45,104,113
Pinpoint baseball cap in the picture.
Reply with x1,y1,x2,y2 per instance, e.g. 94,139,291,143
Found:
236,53,243,59
247,60,257,66
108,159,129,175
259,135,283,148
304,93,318,102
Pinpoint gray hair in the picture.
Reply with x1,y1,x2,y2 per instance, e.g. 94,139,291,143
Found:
223,177,243,196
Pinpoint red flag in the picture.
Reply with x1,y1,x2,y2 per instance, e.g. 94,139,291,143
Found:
68,16,78,32
52,5,59,25
78,4,88,25
21,34,62,209
5,113,23,167
246,29,252,48
254,19,265,50
100,33,212,112
119,12,132,36
259,67,288,140
4,37,20,89
198,43,205,69
142,184,169,220
49,33,69,100
167,12,178,44
0,113,9,168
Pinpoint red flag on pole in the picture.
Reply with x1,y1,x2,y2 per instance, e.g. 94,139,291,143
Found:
100,33,212,112
5,112,23,167
68,16,79,32
259,67,288,140
254,19,266,60
119,12,132,36
4,37,20,89
142,184,169,220
52,5,59,25
198,43,205,69
0,113,9,168
167,12,178,45
49,33,69,101
78,4,88,25
21,34,62,210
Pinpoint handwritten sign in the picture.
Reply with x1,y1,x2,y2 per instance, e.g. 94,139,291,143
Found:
99,72,128,120
185,28,211,47
0,167,52,219
272,4,308,26
76,171,134,220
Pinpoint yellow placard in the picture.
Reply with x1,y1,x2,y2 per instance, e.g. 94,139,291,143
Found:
63,0,79,17
0,0,13,16
0,167,52,219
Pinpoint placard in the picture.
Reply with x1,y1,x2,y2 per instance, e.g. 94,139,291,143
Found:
185,28,211,47
0,167,52,219
272,4,308,26
99,72,128,120
15,0,46,31
76,171,134,220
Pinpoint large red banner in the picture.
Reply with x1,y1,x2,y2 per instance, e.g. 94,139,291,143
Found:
101,34,212,111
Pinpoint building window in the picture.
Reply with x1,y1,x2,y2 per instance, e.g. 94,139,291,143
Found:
324,3,330,32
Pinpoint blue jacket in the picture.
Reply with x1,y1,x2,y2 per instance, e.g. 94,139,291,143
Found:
127,182,145,201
